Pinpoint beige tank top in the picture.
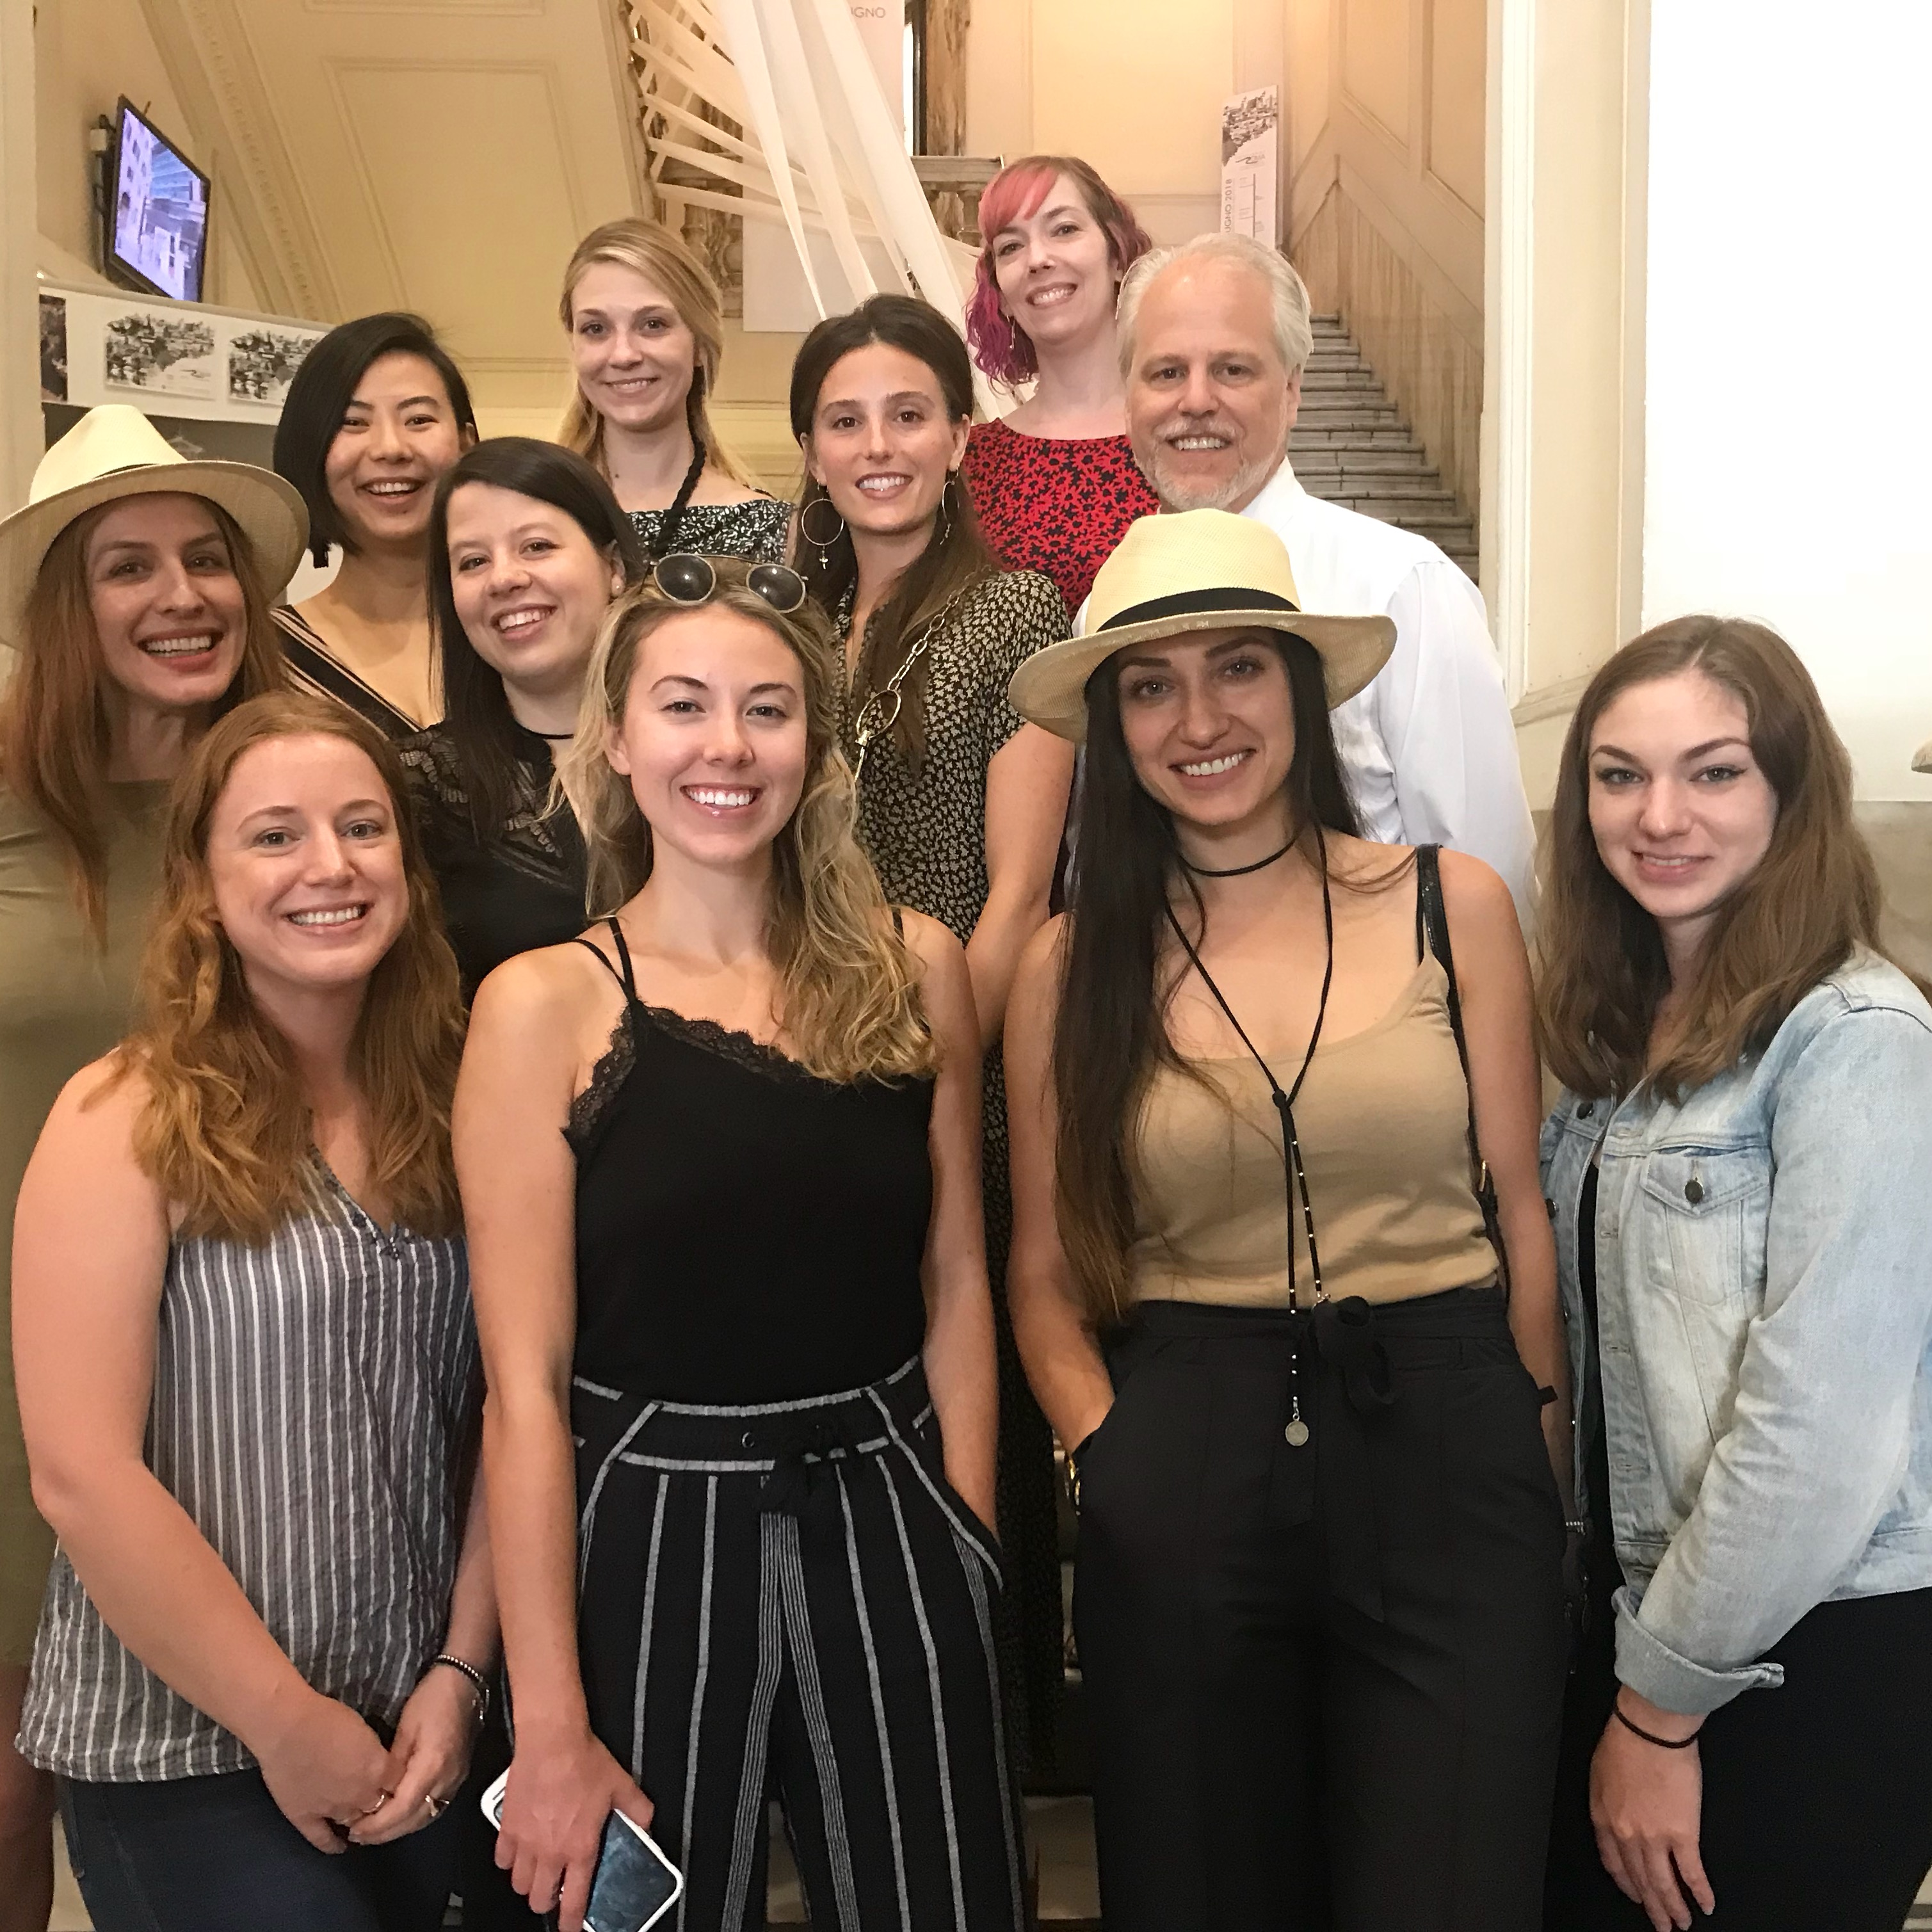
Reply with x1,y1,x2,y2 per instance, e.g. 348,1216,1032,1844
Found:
1127,953,1497,1308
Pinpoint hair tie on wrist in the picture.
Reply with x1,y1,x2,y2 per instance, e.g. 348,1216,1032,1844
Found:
1613,1700,1701,1750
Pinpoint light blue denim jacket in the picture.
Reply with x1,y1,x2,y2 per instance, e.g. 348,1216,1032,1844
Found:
1540,951,1932,1716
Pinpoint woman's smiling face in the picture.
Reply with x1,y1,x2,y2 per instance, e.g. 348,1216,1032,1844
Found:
444,482,624,707
1114,627,1298,836
604,606,809,872
1586,668,1779,957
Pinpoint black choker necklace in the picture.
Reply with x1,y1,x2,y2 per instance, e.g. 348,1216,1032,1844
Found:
531,728,573,741
1181,837,1295,879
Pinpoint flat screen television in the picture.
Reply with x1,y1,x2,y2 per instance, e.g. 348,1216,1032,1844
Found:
106,99,211,304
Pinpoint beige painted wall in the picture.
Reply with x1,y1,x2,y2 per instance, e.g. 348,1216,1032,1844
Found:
33,0,260,310
1282,0,1484,518
967,0,1229,242
1284,0,1483,308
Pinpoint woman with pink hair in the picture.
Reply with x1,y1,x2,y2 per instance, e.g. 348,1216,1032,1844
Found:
960,157,1157,611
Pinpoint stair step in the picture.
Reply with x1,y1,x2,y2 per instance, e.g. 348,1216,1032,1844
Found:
1298,369,1385,393
1289,427,1419,451
1290,448,1438,477
1346,499,1467,527
1301,315,1479,580
1340,475,1454,502
1295,399,1401,419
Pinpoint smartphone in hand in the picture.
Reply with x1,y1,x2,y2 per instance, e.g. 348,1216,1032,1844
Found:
480,1770,684,1932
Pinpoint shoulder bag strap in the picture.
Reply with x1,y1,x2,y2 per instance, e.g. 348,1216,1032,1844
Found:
1415,845,1509,1292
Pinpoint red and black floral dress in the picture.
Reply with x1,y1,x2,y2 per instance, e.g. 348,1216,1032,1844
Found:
962,419,1159,611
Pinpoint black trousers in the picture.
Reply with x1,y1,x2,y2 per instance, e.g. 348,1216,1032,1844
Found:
570,1356,1026,1932
1545,1582,1932,1931
1075,1290,1568,1932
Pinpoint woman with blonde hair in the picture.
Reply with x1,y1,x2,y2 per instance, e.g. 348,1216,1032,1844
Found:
1539,618,1932,1932
0,404,302,1932
457,558,1022,1932
558,220,789,564
13,693,492,1930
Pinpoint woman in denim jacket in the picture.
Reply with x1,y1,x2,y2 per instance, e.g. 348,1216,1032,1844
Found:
1537,616,1932,1932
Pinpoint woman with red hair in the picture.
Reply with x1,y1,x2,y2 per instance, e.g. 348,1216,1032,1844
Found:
961,157,1157,610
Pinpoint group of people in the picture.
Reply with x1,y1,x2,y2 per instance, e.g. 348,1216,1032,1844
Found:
0,150,1924,1932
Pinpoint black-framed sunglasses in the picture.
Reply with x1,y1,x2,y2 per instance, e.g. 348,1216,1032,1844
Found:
650,552,808,616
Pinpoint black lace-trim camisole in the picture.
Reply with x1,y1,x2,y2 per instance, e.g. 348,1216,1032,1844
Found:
567,920,935,1403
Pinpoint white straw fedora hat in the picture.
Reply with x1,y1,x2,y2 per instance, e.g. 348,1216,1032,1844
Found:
1008,509,1396,743
0,405,309,649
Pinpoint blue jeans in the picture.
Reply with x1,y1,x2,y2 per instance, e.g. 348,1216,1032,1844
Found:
59,1767,456,1932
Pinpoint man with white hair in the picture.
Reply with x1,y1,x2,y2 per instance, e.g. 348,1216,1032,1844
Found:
1118,232,1535,922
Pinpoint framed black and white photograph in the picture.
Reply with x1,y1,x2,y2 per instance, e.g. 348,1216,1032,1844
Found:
102,312,217,399
226,328,315,407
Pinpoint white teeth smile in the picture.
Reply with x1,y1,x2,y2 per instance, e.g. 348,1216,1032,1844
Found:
686,787,755,809
857,476,909,494
139,634,218,657
364,480,420,496
288,906,367,927
496,608,551,634
1178,752,1252,777
1028,285,1075,307
1171,435,1230,451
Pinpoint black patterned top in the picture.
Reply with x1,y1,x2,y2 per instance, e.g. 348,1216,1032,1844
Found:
829,568,1068,954
399,722,587,1001
628,497,792,564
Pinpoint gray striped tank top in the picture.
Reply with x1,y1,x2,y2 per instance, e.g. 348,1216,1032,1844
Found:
17,1168,476,1781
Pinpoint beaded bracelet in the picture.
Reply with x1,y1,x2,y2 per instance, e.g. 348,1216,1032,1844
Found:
430,1653,490,1724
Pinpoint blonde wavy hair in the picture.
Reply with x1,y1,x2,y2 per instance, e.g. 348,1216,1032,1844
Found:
0,497,286,941
557,577,937,1084
115,693,466,1243
556,220,757,490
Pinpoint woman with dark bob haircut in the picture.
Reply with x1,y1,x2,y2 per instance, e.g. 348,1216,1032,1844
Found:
273,312,478,738
1539,617,1932,1932
402,438,645,999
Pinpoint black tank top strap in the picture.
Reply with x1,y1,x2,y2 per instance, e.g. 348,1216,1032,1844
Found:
571,917,640,1006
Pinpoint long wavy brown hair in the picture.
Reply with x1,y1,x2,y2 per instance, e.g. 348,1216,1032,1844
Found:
1536,615,1926,1100
0,496,286,940
116,693,465,1242
556,575,936,1084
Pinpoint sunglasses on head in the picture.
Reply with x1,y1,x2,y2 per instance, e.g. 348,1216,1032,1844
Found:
649,552,808,616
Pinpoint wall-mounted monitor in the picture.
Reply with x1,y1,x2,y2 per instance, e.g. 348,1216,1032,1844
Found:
105,99,211,305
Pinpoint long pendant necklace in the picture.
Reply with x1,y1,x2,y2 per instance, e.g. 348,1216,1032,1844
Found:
1166,825,1335,1447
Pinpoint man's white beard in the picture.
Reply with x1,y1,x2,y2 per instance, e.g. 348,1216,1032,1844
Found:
1147,440,1284,515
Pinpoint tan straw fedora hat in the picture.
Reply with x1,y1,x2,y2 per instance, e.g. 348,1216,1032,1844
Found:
0,405,309,649
1008,509,1396,743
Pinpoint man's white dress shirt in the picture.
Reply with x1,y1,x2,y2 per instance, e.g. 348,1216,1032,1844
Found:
1241,458,1535,926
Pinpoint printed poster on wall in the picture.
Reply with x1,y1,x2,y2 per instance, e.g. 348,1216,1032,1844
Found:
1220,85,1280,245
44,284,327,428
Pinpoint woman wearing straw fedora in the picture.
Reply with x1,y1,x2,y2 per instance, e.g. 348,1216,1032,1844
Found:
0,403,303,1932
1004,510,1572,1931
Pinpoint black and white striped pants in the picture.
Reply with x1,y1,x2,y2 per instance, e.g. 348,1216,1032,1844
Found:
572,1356,1027,1932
